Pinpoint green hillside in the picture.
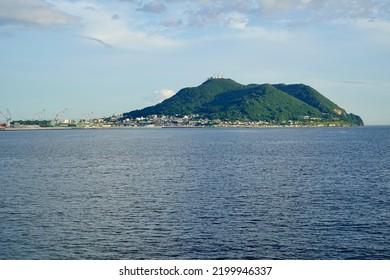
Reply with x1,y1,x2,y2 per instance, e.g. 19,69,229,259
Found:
203,84,323,121
273,84,343,114
129,78,245,116
124,78,363,126
273,83,363,125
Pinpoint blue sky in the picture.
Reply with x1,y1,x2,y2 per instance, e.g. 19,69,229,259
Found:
1,0,389,124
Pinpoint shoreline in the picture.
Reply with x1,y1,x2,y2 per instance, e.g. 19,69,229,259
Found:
1,124,367,131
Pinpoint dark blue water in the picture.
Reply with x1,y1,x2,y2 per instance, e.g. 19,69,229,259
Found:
1,127,389,259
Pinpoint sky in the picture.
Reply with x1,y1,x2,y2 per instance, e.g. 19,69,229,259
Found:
0,0,389,125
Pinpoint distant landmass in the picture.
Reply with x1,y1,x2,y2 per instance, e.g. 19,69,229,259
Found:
123,78,363,126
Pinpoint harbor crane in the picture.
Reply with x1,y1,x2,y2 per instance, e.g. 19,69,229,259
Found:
80,112,93,122
54,108,68,123
33,109,46,121
0,107,12,127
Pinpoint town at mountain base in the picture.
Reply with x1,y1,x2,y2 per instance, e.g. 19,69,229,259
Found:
123,77,364,127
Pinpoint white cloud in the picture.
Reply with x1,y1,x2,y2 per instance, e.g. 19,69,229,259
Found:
155,89,175,100
0,0,77,26
252,0,390,20
49,0,179,50
82,19,177,50
220,12,248,30
182,0,390,27
6,0,389,50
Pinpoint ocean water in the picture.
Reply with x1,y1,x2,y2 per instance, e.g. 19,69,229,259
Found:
0,127,389,260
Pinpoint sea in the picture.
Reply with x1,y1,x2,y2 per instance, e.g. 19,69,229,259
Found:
0,126,389,260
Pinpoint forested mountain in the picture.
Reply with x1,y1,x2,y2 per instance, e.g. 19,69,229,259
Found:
124,78,363,126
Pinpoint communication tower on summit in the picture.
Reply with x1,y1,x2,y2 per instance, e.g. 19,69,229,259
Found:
208,74,224,80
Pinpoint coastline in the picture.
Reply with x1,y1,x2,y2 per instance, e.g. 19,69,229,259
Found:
1,124,367,131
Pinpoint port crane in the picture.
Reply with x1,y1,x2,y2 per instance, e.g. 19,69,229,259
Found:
0,107,12,127
80,112,93,122
33,109,46,121
54,108,68,123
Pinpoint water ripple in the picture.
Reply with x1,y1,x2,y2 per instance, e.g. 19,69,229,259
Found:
1,127,389,259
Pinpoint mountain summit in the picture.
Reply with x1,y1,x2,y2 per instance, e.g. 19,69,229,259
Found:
124,78,363,126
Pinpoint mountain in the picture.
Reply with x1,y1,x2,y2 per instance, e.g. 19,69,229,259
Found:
124,78,363,126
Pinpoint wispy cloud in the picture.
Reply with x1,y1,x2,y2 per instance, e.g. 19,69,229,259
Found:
49,0,179,50
76,35,112,48
183,0,390,29
0,0,77,26
4,0,389,50
4,0,390,30
137,1,166,14
337,80,379,85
